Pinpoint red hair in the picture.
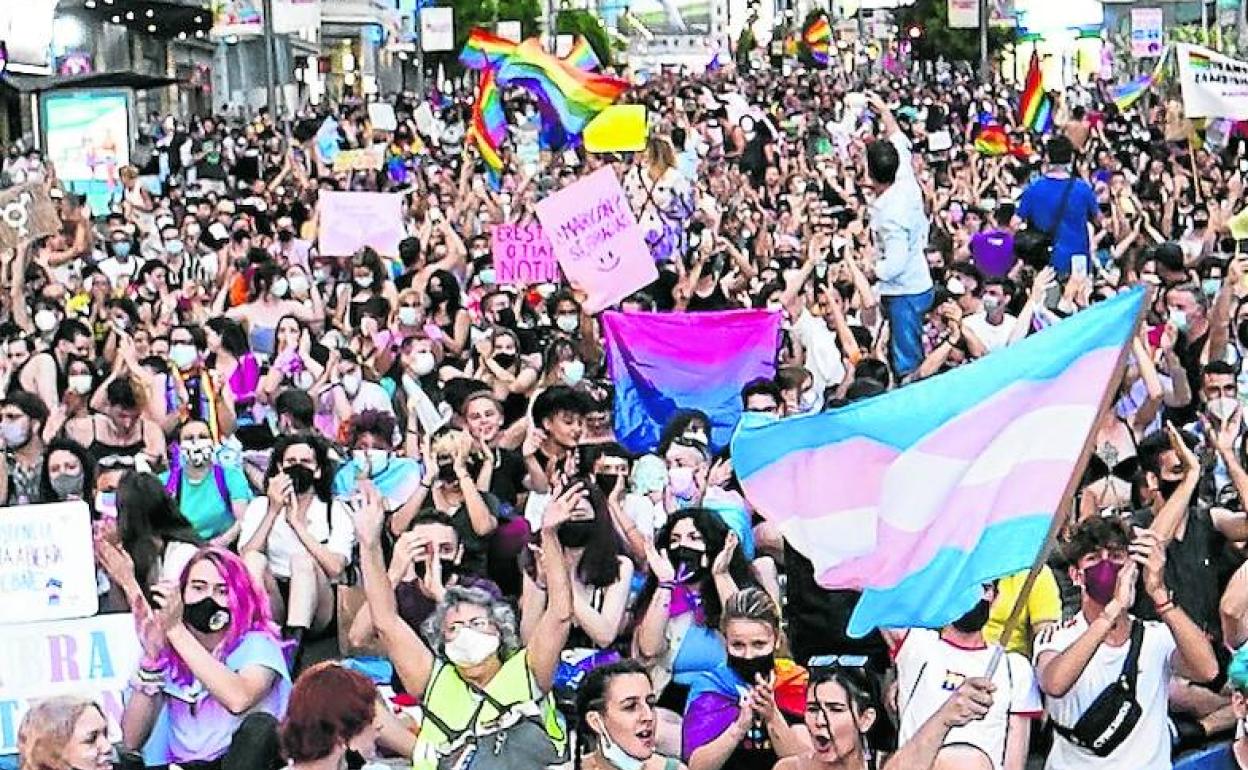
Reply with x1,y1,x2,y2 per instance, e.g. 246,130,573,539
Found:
280,662,377,762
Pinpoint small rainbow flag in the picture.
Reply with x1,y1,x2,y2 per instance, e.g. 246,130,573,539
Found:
1188,50,1212,70
974,123,1010,156
565,36,601,72
470,68,506,189
804,16,832,66
1018,51,1052,133
459,28,516,70
1110,47,1169,112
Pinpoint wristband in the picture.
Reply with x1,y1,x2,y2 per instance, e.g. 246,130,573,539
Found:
1155,598,1176,615
658,581,679,591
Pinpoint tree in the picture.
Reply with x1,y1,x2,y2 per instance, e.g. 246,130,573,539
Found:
895,0,1011,61
443,0,541,57
556,7,613,66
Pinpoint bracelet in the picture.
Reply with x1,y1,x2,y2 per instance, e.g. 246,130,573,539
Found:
658,581,679,590
1155,597,1176,615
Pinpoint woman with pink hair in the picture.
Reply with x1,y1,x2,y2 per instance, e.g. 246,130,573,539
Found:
108,545,291,769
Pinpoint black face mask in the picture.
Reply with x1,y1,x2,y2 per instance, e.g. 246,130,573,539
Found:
1157,476,1183,501
558,518,597,548
414,558,458,582
594,473,622,497
437,461,459,483
277,229,294,242
285,465,316,495
493,352,517,370
345,749,367,770
184,596,231,633
668,545,707,582
950,598,991,634
495,308,517,328
727,652,775,685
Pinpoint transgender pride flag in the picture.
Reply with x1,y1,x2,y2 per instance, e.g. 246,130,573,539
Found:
603,310,782,454
733,289,1144,637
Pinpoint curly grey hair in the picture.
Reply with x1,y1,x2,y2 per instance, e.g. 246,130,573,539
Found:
421,584,521,660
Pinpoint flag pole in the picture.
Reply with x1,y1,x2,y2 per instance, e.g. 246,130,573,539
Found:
984,295,1149,679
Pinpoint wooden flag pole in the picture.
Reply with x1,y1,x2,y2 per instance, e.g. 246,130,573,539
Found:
985,294,1149,679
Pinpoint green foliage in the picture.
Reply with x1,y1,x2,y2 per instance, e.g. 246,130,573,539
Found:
895,0,1012,61
556,7,613,65
736,26,757,70
442,0,541,56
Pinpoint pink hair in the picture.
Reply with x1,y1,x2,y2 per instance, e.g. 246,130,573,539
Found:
165,546,283,685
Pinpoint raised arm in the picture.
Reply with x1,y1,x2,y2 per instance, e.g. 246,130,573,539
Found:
527,483,581,692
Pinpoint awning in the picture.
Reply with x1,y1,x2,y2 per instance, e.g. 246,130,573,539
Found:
0,71,182,93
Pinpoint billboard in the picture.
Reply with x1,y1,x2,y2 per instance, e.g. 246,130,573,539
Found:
40,89,131,214
0,1,57,74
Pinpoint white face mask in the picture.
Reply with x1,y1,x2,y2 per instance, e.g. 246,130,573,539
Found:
170,343,199,371
68,374,94,395
1209,396,1239,422
289,274,310,296
398,306,420,326
34,310,58,333
593,718,647,770
412,351,437,376
353,448,390,476
561,359,585,386
982,295,1001,313
271,277,289,298
668,466,698,498
443,626,500,666
555,314,579,333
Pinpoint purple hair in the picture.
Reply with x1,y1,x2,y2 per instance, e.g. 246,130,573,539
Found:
164,546,283,685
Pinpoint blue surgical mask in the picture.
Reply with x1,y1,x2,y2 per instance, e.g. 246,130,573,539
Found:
479,268,497,285
112,242,132,258
1202,278,1221,299
1170,309,1189,333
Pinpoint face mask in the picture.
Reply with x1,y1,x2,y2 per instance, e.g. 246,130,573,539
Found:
412,352,437,376
313,267,330,284
180,439,214,467
594,718,647,770
50,471,85,500
96,490,117,517
345,749,367,770
68,374,94,395
555,314,579,333
184,595,231,634
34,309,58,333
479,268,497,285
398,306,420,326
558,518,597,548
1170,309,1189,333
170,343,199,371
668,466,698,498
112,242,132,259
726,651,775,684
342,373,363,396
166,239,185,255
982,295,1001,313
285,465,316,495
1202,279,1221,299
1157,476,1183,500
355,275,374,289
493,352,517,370
1209,396,1239,422
271,278,289,298
668,545,706,582
595,473,622,497
443,626,501,666
1082,559,1121,605
289,274,310,296
1,421,30,449
353,448,390,476
950,598,991,633
561,359,585,386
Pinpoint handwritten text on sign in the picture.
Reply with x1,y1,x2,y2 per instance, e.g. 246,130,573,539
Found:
0,613,142,753
0,501,99,623
0,183,60,250
492,224,560,285
534,167,657,314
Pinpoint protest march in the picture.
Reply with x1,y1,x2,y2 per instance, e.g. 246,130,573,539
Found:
11,3,1248,770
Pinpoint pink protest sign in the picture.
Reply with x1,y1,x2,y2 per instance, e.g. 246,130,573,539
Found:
318,191,405,257
491,223,561,285
534,167,658,314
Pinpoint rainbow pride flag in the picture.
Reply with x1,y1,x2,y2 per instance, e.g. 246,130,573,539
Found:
733,288,1143,636
565,36,601,72
1019,51,1052,133
804,16,832,65
459,28,516,70
974,123,1010,156
603,310,782,452
496,39,629,141
470,68,506,189
1111,47,1170,112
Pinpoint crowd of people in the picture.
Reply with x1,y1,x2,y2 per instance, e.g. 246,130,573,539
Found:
7,41,1248,770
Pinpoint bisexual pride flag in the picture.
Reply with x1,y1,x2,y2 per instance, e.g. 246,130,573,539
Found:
603,310,782,454
733,288,1144,637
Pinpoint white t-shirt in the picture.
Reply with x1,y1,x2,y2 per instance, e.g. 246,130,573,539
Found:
896,629,1041,770
238,496,355,578
623,492,667,541
1034,615,1175,770
791,308,847,396
963,312,1018,353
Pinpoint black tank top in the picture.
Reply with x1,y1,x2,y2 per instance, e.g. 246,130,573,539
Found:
13,352,67,402
86,415,146,468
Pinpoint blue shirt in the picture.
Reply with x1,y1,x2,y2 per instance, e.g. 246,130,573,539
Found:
1018,174,1099,275
1172,743,1237,770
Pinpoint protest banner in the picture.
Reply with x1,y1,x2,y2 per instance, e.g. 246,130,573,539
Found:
318,191,405,257
491,223,560,285
534,167,657,314
331,146,385,173
0,183,60,250
0,613,142,754
1131,8,1164,58
367,102,398,132
0,501,98,623
1177,43,1248,120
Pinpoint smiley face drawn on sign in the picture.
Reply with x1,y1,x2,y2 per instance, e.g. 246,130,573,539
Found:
597,250,620,272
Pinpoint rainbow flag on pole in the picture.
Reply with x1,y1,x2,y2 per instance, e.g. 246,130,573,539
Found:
469,68,506,189
603,310,782,453
1111,46,1170,112
1019,51,1052,133
732,288,1144,636
803,16,832,66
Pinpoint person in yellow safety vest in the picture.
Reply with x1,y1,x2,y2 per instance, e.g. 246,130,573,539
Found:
354,479,582,770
